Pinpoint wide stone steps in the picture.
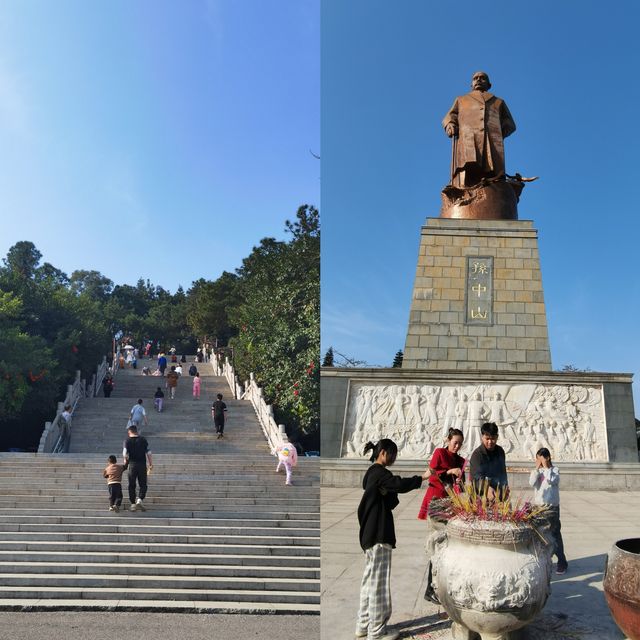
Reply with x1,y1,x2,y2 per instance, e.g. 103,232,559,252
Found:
0,360,319,613
0,585,318,605
0,561,319,579
0,549,318,568
0,522,318,537
0,573,319,592
0,532,319,547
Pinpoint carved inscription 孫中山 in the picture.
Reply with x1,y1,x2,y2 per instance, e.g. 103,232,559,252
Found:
466,257,493,325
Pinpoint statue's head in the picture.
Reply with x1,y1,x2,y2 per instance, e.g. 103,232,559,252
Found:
471,71,491,92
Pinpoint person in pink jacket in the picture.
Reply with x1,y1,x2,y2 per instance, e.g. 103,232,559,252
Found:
276,439,298,486
192,372,201,399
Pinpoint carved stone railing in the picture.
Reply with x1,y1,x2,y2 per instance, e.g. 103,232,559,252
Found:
86,356,108,398
244,373,289,453
38,354,109,453
211,351,243,400
210,352,287,452
112,349,121,375
38,371,84,454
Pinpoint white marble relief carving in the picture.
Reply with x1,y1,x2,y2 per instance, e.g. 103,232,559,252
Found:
342,382,608,462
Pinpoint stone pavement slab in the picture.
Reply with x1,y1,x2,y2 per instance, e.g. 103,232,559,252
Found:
2,611,319,640
322,486,640,639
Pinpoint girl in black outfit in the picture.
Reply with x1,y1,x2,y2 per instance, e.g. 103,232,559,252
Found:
355,439,430,640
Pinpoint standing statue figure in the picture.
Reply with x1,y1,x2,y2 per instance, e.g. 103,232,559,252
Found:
443,71,516,188
441,71,528,220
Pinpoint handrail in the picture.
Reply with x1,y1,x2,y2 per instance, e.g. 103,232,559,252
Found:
39,371,84,454
38,353,109,453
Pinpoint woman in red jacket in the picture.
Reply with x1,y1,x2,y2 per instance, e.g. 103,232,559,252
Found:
417,428,465,520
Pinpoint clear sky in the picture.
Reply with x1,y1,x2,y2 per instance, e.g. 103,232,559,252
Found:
0,0,319,291
321,1,640,405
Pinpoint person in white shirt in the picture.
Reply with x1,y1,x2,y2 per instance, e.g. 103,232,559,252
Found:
529,447,568,574
129,399,148,430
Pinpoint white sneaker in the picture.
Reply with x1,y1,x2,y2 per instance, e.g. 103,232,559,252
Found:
136,498,146,511
108,505,115,512
130,503,138,511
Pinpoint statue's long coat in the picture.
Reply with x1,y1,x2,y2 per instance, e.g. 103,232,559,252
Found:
443,90,516,184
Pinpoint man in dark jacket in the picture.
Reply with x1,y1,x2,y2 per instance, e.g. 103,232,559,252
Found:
469,421,508,500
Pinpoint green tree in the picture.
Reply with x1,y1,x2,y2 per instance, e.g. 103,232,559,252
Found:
322,347,334,367
392,350,403,368
231,205,319,440
186,272,239,345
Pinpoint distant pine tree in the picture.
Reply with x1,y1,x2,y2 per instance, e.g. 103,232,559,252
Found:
322,347,334,367
392,350,403,368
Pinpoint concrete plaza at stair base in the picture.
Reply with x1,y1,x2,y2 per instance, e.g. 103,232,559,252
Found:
0,358,320,617
322,485,640,640
0,611,319,640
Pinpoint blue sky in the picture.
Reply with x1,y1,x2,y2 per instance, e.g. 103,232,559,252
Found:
0,0,319,291
321,0,640,405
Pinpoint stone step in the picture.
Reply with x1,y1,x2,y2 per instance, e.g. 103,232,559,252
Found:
0,485,319,498
0,478,318,488
0,573,319,593
0,561,319,579
0,514,315,528
0,541,320,557
0,532,319,546
0,550,319,568
0,508,319,521
0,523,318,537
0,500,316,510
0,586,319,605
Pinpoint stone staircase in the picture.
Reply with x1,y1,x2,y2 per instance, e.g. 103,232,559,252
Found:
0,358,320,613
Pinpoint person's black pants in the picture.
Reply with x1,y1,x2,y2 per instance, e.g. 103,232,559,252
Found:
108,483,123,506
128,463,148,503
215,418,224,434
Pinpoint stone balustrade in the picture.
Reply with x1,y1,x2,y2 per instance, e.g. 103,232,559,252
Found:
210,351,287,452
38,355,110,453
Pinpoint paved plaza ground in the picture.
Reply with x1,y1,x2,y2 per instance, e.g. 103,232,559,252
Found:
1,612,318,640
322,485,640,639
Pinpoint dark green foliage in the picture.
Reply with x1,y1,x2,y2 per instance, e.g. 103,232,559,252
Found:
392,350,403,368
229,206,320,443
186,272,239,345
1,206,320,449
322,347,334,367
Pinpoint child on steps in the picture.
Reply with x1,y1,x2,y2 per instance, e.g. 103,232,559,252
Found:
103,455,126,513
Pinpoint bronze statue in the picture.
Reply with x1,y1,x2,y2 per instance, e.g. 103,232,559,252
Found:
443,71,516,188
440,72,535,220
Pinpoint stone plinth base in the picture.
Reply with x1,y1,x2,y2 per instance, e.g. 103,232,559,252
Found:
441,179,523,220
403,218,551,372
320,367,638,465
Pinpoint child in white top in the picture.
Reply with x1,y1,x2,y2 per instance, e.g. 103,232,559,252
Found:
529,447,568,574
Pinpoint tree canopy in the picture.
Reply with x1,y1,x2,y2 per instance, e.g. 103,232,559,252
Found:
1,206,320,450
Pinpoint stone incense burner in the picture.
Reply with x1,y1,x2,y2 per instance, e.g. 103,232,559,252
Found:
431,517,552,640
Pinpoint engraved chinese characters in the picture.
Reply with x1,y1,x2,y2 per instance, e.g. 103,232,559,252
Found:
342,382,607,462
467,257,493,324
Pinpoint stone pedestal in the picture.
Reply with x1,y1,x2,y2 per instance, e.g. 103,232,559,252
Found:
403,218,551,372
319,368,639,472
